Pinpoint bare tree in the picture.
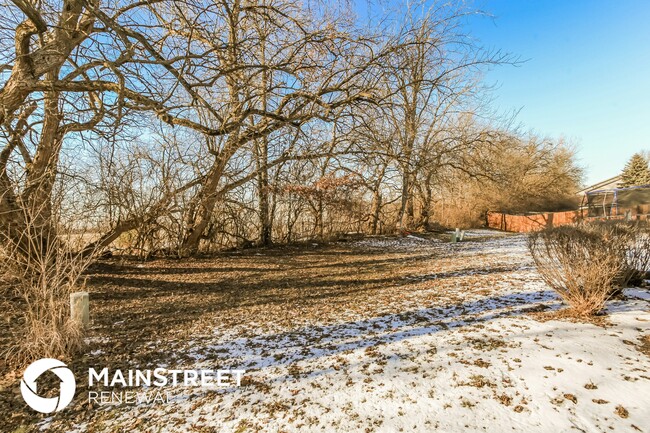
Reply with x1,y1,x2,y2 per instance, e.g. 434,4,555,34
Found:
375,3,510,230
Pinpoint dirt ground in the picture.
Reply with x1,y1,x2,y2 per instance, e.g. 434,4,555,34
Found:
1,231,649,432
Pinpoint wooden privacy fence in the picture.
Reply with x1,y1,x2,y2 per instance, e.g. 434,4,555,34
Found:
486,210,582,233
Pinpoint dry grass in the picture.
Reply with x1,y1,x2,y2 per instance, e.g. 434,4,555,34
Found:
0,220,97,369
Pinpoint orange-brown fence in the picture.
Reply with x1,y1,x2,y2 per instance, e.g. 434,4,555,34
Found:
486,210,582,233
487,207,650,233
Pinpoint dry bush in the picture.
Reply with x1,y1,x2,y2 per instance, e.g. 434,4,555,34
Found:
528,225,625,316
0,218,97,368
621,223,650,288
585,221,650,294
625,228,650,286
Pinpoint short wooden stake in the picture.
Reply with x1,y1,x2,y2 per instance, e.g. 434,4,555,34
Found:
70,291,89,328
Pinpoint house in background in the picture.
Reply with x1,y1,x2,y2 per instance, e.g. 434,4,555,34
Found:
578,175,650,219
487,174,650,232
576,175,622,197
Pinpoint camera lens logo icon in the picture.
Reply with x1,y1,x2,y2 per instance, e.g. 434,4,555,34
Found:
20,358,76,413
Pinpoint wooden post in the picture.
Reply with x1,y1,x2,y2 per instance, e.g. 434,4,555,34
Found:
451,228,460,243
70,292,89,328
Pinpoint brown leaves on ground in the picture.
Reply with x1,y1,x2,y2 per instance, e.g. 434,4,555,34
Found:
466,337,507,351
461,374,495,389
473,358,491,368
0,239,534,430
564,393,578,404
615,405,629,418
495,393,512,406
638,334,650,358
529,308,610,326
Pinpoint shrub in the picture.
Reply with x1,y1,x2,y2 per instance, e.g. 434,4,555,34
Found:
528,225,625,316
584,221,650,294
0,219,97,369
618,223,650,286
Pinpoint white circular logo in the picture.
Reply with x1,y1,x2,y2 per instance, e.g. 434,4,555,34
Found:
20,358,76,413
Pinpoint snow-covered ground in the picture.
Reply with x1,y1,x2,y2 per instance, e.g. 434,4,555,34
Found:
58,232,650,432
349,234,442,250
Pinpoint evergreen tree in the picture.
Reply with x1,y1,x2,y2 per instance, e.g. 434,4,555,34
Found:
620,153,650,187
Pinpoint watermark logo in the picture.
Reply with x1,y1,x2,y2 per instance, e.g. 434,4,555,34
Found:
19,359,245,411
20,358,76,413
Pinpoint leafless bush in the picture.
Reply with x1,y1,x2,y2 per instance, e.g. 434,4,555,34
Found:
584,221,650,294
625,228,650,285
0,211,97,368
528,226,625,316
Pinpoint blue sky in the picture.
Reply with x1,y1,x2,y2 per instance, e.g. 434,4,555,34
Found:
468,0,650,185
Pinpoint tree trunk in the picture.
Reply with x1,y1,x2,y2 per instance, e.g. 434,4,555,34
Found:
180,166,224,255
419,174,433,230
315,195,325,240
370,188,382,235
180,135,240,256
258,161,271,245
2,77,63,263
256,28,272,246
398,170,412,231
252,133,270,246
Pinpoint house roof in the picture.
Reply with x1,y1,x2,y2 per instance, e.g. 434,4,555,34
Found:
576,174,622,195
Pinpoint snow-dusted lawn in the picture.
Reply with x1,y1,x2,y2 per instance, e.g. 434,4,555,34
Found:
43,232,650,432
